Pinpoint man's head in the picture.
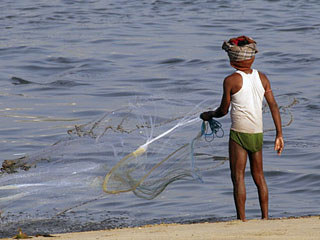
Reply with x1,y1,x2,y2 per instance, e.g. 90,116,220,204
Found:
222,36,258,71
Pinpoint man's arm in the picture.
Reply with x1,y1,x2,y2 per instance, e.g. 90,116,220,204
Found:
200,74,236,120
259,72,284,155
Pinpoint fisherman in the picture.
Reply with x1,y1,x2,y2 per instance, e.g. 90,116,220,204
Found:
200,36,284,221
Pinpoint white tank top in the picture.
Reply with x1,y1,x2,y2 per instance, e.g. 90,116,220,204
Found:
230,69,265,134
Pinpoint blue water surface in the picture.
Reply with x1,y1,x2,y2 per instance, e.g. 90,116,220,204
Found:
0,0,319,237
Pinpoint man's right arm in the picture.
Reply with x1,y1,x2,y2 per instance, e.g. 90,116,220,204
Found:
200,75,234,120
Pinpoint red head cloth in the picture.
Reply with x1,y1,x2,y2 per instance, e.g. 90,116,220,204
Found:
222,36,258,71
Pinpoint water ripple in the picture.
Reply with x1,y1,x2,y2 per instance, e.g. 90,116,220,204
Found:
0,0,320,237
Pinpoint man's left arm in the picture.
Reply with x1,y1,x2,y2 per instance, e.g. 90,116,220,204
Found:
259,72,284,155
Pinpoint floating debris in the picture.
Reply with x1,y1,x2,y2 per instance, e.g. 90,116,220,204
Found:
13,229,31,239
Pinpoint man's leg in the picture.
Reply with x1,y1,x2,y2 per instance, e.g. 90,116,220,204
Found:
229,138,248,221
249,150,269,219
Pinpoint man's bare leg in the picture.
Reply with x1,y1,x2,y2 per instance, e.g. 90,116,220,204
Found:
229,139,248,221
249,150,269,219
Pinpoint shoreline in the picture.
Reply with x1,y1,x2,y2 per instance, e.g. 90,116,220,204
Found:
2,215,319,240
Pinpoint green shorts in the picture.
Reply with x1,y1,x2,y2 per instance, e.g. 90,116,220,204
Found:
230,130,263,153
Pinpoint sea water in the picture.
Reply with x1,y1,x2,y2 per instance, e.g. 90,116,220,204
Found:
0,0,319,237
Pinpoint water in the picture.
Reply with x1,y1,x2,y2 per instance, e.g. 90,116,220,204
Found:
0,0,320,237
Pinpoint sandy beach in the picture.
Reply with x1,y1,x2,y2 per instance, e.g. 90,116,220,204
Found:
2,216,319,240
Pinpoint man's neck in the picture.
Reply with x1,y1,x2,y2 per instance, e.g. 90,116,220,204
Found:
241,69,253,74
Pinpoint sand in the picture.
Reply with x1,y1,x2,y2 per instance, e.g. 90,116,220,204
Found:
2,216,319,240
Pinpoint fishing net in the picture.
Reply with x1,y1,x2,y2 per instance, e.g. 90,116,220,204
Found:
90,99,224,199
103,115,225,199
263,95,298,132
0,101,187,174
0,96,298,201
103,96,298,199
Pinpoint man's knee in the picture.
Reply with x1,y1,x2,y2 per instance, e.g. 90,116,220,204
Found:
231,171,245,185
252,173,267,187
250,162,264,180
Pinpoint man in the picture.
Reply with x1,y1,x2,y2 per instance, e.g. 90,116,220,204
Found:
200,36,284,221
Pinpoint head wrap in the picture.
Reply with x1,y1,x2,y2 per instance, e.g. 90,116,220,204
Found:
222,36,258,71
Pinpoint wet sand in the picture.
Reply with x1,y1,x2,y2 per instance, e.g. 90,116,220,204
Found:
2,216,319,240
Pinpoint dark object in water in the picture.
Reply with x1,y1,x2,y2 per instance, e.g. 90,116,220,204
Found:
11,76,33,85
1,157,32,174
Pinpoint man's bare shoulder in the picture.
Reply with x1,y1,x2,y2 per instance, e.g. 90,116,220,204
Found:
223,72,242,94
258,71,271,89
224,72,242,87
258,71,268,81
224,72,241,83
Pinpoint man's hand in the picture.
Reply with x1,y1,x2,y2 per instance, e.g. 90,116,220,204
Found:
274,136,284,155
200,111,213,121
